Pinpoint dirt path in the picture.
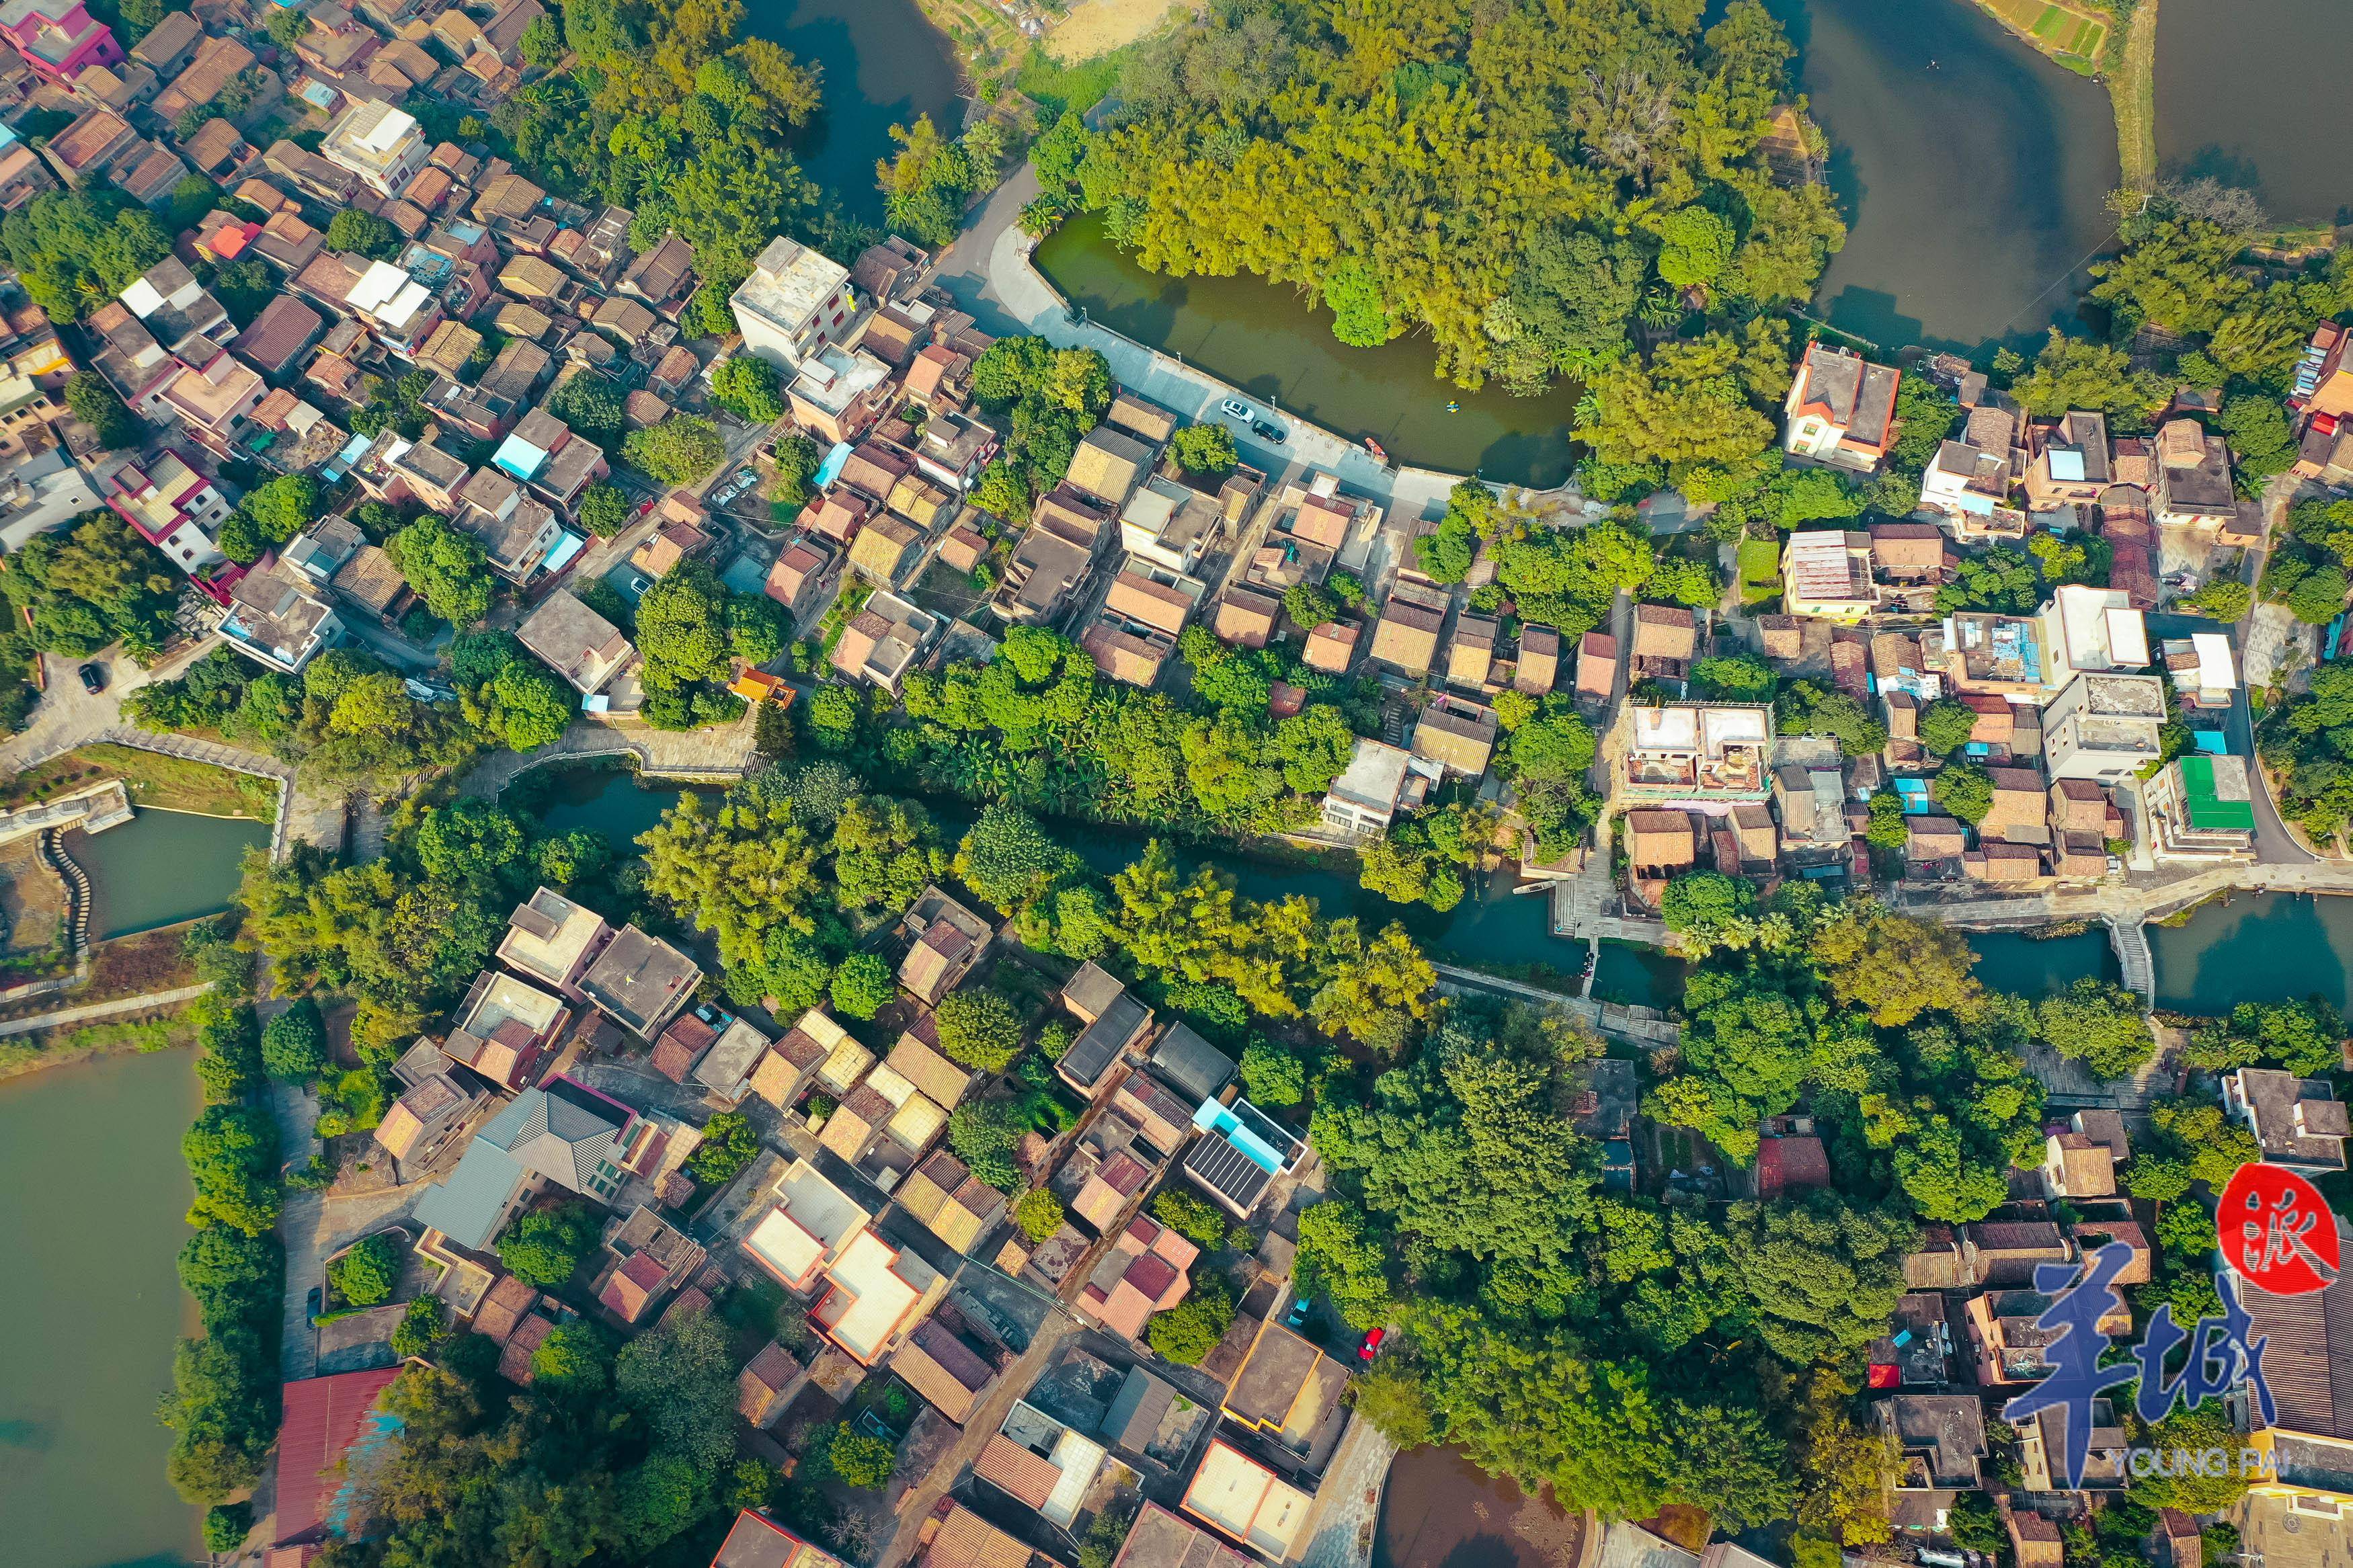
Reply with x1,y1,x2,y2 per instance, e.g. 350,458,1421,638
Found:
2108,0,2159,188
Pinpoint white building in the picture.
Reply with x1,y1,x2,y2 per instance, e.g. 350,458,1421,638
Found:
2037,584,2149,694
729,236,858,373
2042,672,2165,784
2163,632,2239,710
0,442,99,550
345,259,442,357
1320,737,1435,839
100,448,229,573
1782,341,1901,474
217,561,344,674
321,101,427,198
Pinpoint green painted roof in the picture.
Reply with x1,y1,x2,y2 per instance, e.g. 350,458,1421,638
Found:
2179,754,2256,831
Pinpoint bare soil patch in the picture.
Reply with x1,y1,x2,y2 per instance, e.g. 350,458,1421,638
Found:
1047,0,1195,63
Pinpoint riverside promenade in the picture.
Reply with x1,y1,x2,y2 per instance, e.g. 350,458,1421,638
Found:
932,165,1465,524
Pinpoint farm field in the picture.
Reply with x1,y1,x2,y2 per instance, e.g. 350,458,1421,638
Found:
1979,0,2109,73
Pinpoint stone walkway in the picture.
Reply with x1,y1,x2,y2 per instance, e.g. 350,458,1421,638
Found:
1297,1417,1398,1568
272,1080,426,1383
458,720,761,798
1896,856,2353,929
933,166,1462,524
71,725,350,860
0,981,210,1037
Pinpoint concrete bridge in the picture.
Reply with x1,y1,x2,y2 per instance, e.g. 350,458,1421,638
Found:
2106,917,2155,1003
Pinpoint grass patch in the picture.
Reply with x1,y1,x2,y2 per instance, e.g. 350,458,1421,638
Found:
1737,539,1781,605
1013,43,1127,118
1,744,274,819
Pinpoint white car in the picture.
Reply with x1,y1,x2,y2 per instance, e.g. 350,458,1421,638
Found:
1219,397,1251,421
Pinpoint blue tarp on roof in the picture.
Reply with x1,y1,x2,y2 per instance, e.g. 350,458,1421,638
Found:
813,441,853,490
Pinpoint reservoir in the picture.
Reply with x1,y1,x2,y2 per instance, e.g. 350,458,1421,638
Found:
0,1048,200,1568
1759,0,2120,353
71,807,272,941
2155,0,2353,224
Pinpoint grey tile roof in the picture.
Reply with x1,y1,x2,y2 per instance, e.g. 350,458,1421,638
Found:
479,1077,627,1193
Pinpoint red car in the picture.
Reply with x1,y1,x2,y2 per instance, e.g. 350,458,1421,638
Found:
1357,1327,1387,1363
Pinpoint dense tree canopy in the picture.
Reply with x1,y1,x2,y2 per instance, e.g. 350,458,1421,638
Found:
1060,0,1838,391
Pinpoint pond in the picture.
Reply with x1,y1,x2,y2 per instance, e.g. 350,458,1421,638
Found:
0,1048,200,1568
70,807,272,942
750,0,961,228
1591,939,1687,1010
2154,0,2353,225
2149,892,2353,1017
1375,1445,1586,1568
1757,0,2121,353
1033,215,1585,488
1966,928,2120,999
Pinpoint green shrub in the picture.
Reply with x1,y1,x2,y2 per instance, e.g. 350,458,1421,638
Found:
327,1231,401,1307
1012,1188,1064,1242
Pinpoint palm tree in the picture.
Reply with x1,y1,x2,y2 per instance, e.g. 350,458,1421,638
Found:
1573,67,1679,188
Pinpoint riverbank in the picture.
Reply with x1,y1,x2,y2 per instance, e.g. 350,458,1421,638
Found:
1,743,276,821
934,181,1476,509
0,996,204,1077
2109,0,2157,187
1960,0,2154,187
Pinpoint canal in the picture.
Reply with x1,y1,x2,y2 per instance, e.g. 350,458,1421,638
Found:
0,1048,201,1568
2155,0,2353,226
538,764,2317,1018
70,807,272,942
1757,0,2119,353
2151,893,2353,1017
529,762,1579,973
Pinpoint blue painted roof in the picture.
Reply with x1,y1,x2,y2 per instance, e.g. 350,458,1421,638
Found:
492,433,547,480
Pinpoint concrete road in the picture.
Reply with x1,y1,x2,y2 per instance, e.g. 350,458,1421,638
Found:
0,641,192,774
